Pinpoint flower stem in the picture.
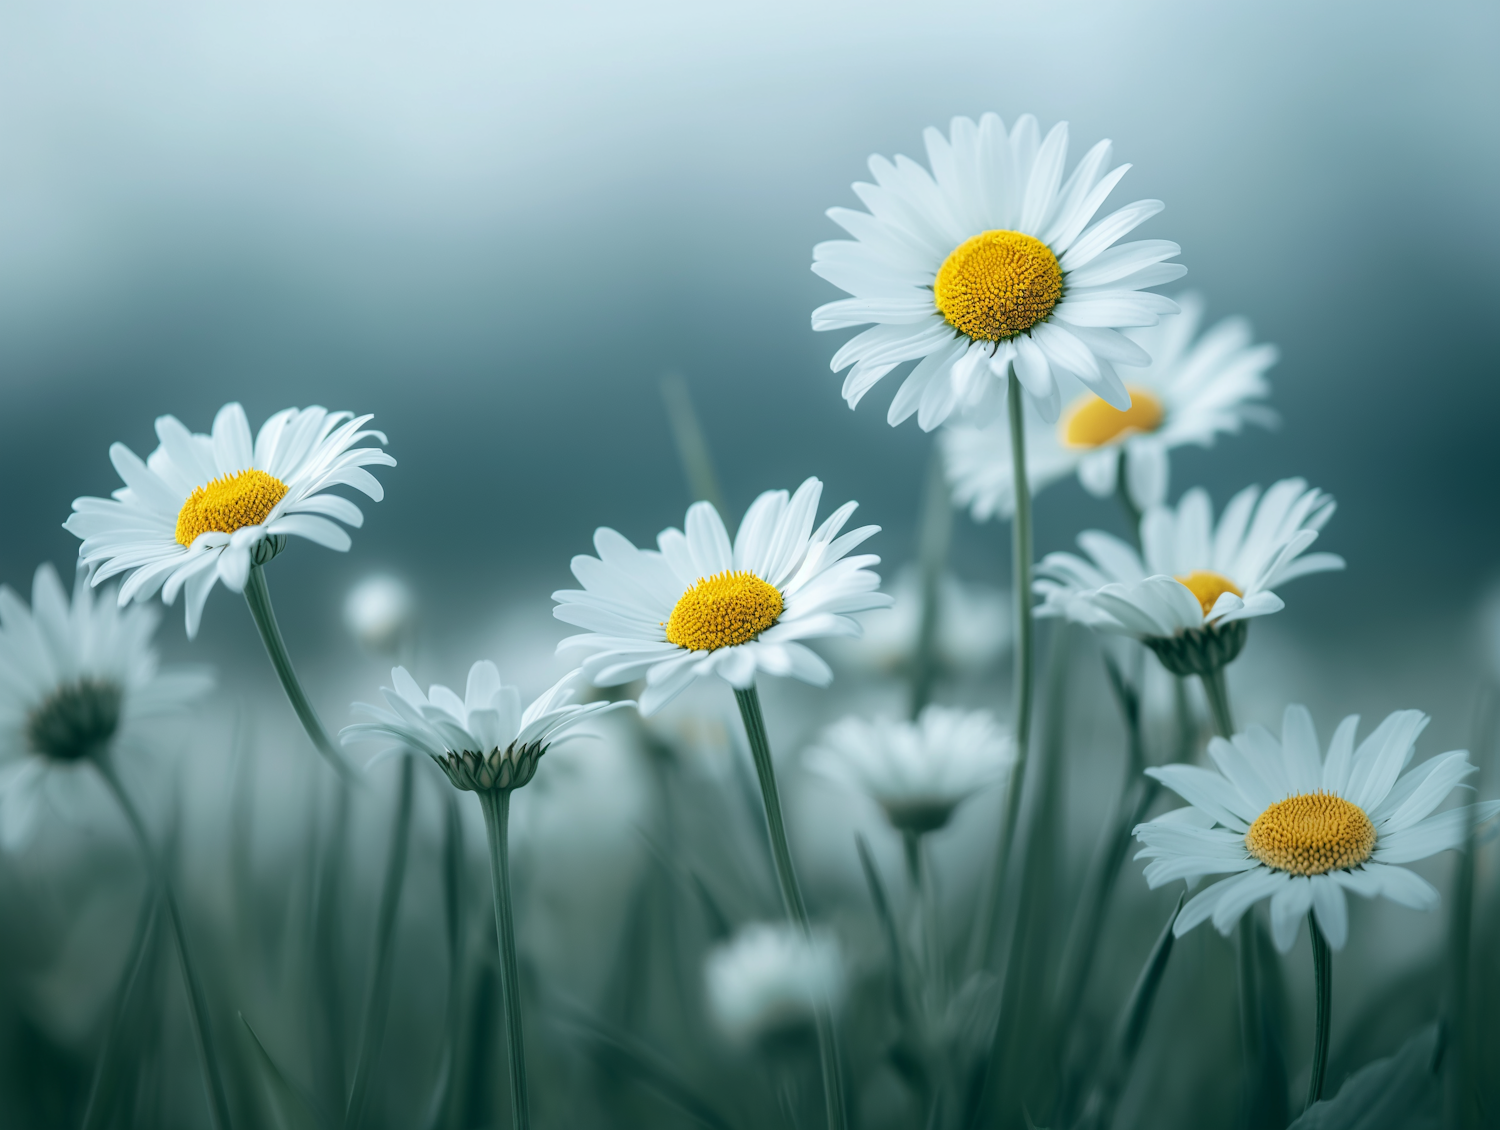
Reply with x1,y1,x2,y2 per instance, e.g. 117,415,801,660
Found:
243,562,356,781
1306,913,1332,1109
733,685,848,1130
94,758,233,1130
1199,666,1236,739
910,445,952,719
478,788,530,1130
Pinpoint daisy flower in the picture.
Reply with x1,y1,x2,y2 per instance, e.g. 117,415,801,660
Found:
1135,705,1500,951
809,706,1012,834
941,293,1278,517
0,564,210,849
341,662,626,793
705,922,846,1045
552,477,891,714
65,402,395,637
812,113,1185,430
1034,478,1343,674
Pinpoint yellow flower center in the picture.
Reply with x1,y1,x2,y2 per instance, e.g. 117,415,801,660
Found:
664,570,784,652
933,230,1063,341
175,468,289,547
1175,570,1243,617
1245,792,1376,876
1059,387,1165,448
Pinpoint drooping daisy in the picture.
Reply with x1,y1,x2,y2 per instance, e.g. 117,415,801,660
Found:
808,706,1012,835
65,403,395,637
1135,705,1500,951
941,294,1278,517
552,477,892,714
1034,479,1343,674
0,564,211,849
812,113,1185,430
341,662,626,793
705,922,846,1045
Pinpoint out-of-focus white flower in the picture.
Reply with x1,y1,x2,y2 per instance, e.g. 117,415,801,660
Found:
704,922,845,1044
941,293,1277,517
553,478,891,715
1136,705,1500,952
65,403,395,637
832,567,1008,676
809,706,1012,833
341,663,628,792
344,574,416,655
812,113,1183,429
0,564,211,849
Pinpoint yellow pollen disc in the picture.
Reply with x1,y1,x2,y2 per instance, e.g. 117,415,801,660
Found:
664,570,784,652
933,230,1063,341
1059,387,1166,448
174,468,289,547
1175,570,1243,617
1245,792,1376,876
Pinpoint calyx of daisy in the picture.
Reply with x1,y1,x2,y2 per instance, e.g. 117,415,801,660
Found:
881,797,960,835
665,570,784,652
26,678,124,762
432,741,544,793
1246,792,1376,875
934,230,1063,341
1060,387,1165,449
175,468,289,547
1145,618,1248,677
1175,570,1244,617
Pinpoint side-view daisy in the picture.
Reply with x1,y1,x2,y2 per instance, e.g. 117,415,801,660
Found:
65,402,395,637
812,113,1184,429
553,477,891,715
705,922,846,1047
941,293,1278,518
1135,704,1500,952
1034,478,1343,675
0,564,211,849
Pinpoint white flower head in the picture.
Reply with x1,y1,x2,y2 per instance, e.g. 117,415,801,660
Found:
941,293,1278,518
344,574,416,656
704,922,845,1045
812,113,1184,431
0,564,211,849
341,663,626,793
1136,705,1500,951
553,477,892,715
65,403,396,638
809,705,1012,834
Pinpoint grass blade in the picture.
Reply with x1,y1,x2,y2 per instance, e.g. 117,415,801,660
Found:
79,888,163,1130
240,1014,329,1130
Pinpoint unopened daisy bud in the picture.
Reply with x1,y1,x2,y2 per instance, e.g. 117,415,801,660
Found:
432,741,544,793
343,574,416,656
705,923,845,1046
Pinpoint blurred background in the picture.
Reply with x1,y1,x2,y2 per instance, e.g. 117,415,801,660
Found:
1,2,1498,1127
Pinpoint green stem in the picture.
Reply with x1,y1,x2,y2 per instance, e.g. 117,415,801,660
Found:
345,754,416,1129
910,446,953,719
1237,917,1262,1124
1306,914,1332,1109
94,758,233,1130
1115,451,1143,549
243,562,356,781
733,686,848,1130
478,789,531,1130
1199,666,1236,739
965,375,1035,972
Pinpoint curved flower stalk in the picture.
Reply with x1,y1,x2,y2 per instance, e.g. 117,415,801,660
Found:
65,402,396,777
342,662,628,1130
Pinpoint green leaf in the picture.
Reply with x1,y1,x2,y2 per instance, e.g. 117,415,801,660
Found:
239,1014,329,1130
1287,1024,1443,1129
79,889,163,1130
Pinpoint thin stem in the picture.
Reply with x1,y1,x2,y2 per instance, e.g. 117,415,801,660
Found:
1237,917,1262,1124
243,562,356,781
345,754,416,1129
478,789,531,1130
94,758,233,1130
1114,450,1144,549
733,686,848,1130
1306,914,1332,1110
1199,666,1236,739
910,446,953,719
965,375,1035,972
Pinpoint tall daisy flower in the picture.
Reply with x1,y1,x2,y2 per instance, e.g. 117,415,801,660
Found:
941,294,1278,518
342,662,627,1130
1135,705,1500,1104
65,402,395,776
812,113,1183,430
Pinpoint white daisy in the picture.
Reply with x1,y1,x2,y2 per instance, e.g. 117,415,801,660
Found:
812,113,1185,430
941,293,1278,518
64,402,396,638
1135,705,1500,951
0,564,211,849
341,662,626,793
552,477,892,715
808,705,1012,834
1034,479,1342,672
705,922,846,1045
